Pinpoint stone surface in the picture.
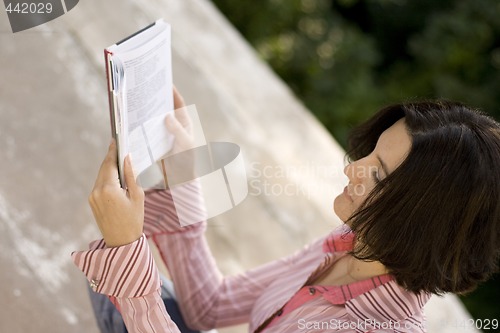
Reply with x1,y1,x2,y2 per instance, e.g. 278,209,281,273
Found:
0,1,478,332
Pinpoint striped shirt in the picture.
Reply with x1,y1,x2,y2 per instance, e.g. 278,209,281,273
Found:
72,182,431,332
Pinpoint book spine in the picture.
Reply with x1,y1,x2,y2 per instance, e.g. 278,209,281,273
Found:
104,49,116,139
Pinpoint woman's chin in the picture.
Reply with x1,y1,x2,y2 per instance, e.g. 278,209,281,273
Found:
333,195,350,222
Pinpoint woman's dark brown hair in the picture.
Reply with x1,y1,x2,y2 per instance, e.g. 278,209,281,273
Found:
347,100,500,295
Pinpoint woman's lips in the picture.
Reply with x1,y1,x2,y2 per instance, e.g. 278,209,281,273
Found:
343,186,353,201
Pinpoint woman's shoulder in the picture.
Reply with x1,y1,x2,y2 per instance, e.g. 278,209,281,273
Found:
346,279,431,332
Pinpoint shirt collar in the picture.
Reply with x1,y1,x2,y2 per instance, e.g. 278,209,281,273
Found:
322,224,355,253
321,225,392,304
346,280,431,325
322,225,431,323
321,274,394,305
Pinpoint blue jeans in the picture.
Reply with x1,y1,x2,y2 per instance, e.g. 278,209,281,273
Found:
88,277,201,333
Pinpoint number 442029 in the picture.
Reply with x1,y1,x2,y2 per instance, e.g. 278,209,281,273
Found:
5,2,53,14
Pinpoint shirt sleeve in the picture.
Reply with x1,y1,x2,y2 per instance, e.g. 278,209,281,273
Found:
145,181,320,331
143,181,207,237
71,235,181,333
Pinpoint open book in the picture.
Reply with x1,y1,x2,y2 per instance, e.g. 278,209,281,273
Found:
104,19,174,188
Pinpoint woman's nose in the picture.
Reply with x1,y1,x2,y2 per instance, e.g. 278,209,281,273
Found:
344,164,349,176
345,159,366,183
344,162,355,182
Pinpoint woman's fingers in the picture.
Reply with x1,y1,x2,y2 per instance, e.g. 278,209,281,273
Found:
123,154,144,201
94,140,120,189
88,141,145,248
173,86,185,110
166,114,193,149
172,86,192,128
169,86,194,152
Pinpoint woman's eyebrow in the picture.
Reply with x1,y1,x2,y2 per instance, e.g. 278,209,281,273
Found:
377,154,390,175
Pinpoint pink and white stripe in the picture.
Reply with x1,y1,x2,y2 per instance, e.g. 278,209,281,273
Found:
72,182,431,332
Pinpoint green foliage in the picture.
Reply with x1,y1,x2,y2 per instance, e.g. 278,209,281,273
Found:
212,0,500,146
212,0,500,322
214,0,383,146
384,0,500,113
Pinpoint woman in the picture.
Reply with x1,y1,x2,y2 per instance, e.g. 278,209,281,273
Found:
72,91,500,333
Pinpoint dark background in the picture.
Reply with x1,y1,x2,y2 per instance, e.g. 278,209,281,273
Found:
211,0,500,326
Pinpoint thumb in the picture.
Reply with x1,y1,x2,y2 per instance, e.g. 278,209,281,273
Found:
124,155,143,200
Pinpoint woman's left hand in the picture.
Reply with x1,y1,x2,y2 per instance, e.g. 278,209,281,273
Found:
165,87,195,154
88,140,145,247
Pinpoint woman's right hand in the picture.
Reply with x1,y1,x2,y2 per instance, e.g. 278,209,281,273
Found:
160,87,197,187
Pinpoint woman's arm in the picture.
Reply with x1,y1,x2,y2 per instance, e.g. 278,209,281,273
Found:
152,223,310,331
140,88,320,330
72,234,180,333
72,141,182,333
144,183,321,330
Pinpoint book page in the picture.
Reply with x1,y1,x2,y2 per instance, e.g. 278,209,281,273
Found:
113,22,174,178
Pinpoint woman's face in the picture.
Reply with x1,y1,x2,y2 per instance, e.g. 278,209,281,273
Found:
334,118,412,222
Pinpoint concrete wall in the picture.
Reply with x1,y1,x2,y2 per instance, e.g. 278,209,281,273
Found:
0,0,478,332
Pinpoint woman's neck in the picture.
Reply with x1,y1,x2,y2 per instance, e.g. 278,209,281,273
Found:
346,256,388,281
311,255,389,286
